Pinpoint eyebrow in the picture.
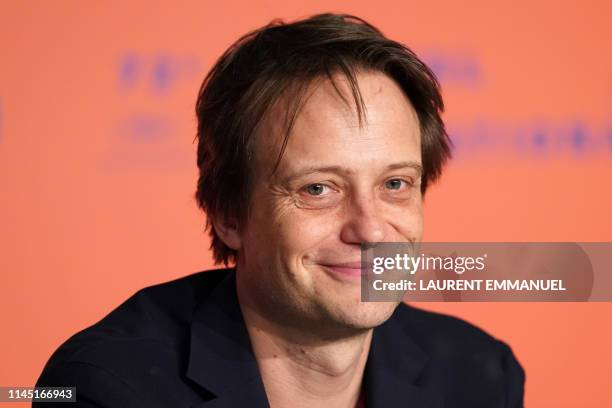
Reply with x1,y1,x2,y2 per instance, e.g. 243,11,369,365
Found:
279,161,423,183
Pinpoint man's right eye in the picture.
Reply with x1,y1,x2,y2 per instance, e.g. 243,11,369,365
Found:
305,183,329,196
295,183,341,209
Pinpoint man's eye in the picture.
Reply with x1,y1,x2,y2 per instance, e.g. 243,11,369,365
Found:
305,184,329,196
385,179,409,190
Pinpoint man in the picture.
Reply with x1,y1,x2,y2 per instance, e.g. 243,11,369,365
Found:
36,13,525,407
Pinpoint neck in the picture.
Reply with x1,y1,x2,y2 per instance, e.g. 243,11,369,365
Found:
237,287,371,408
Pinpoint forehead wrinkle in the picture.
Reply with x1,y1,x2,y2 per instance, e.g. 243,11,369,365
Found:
299,73,369,129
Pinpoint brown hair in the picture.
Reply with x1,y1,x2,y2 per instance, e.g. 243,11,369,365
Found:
195,13,451,265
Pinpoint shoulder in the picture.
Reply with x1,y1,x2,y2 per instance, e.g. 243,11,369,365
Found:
35,268,229,406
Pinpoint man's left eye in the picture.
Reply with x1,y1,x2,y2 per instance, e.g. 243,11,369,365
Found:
385,179,409,190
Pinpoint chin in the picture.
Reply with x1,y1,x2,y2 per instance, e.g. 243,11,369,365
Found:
326,300,399,332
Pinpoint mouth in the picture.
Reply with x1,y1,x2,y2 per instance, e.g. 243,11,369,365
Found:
318,262,364,279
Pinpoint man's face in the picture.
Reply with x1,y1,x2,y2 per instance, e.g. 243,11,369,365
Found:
235,71,423,334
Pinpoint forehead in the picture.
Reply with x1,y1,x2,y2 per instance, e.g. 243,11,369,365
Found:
253,70,421,177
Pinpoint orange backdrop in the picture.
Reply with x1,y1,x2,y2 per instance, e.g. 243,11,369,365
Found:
1,1,611,407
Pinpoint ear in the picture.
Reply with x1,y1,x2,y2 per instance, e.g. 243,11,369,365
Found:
211,216,242,251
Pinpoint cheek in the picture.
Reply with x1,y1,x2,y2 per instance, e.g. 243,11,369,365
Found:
245,192,339,261
387,198,424,240
276,210,338,256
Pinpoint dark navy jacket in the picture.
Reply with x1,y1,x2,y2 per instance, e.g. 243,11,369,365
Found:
35,268,525,407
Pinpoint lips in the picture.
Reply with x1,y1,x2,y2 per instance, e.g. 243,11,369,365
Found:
319,262,363,278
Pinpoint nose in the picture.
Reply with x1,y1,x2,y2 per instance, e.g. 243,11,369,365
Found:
340,193,386,245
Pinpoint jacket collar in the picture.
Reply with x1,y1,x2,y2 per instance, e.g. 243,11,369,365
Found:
186,269,268,407
363,310,442,407
186,269,439,407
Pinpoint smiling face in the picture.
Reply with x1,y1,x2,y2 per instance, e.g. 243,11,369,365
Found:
229,70,423,336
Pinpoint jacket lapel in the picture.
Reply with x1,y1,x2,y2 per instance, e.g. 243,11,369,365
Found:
186,269,270,407
363,308,442,408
